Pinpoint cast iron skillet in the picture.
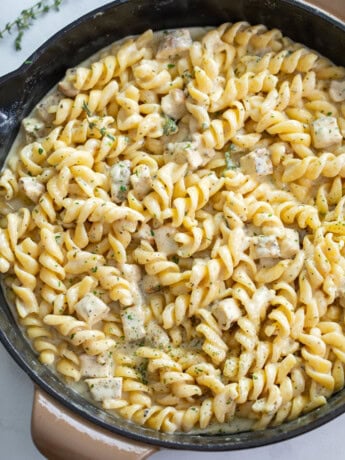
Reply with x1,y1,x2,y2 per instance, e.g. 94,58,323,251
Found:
1,0,345,453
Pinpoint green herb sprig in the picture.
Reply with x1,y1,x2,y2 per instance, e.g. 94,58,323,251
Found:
0,0,63,51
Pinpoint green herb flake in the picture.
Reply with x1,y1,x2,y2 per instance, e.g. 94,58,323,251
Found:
172,255,179,264
82,101,92,117
162,116,178,136
224,150,237,170
2,0,64,51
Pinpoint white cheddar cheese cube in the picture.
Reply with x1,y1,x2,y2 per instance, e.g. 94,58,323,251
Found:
240,148,273,176
121,306,146,341
80,354,114,378
251,235,281,259
280,229,300,258
75,293,109,326
311,116,342,149
212,298,242,330
85,377,122,401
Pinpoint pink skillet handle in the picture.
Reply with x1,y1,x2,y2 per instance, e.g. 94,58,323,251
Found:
31,387,158,460
304,0,345,23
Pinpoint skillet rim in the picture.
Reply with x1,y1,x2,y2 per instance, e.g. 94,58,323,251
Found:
1,0,345,450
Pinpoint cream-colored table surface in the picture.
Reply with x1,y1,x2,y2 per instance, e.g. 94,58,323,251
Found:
0,1,344,459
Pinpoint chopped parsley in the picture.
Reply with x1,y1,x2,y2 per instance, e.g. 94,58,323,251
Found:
163,116,178,136
82,101,92,117
172,255,179,264
136,360,148,385
224,150,237,170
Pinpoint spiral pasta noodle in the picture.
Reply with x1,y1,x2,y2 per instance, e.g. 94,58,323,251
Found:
2,22,345,434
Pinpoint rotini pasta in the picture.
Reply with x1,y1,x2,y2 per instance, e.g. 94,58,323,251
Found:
2,23,345,435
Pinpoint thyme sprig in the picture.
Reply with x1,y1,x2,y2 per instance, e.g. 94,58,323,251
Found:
0,0,63,51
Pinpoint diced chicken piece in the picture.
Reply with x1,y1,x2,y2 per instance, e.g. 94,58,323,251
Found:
165,141,203,171
22,117,46,140
251,235,281,259
280,229,300,258
58,80,79,97
142,274,162,294
18,177,45,203
165,121,189,143
156,29,192,60
75,293,109,326
161,89,186,120
311,116,342,149
146,321,170,348
36,93,62,124
132,223,155,243
58,70,79,97
110,160,131,203
154,225,178,256
121,306,146,342
329,80,345,102
212,298,242,330
240,148,273,176
85,377,122,401
80,353,114,378
130,164,152,200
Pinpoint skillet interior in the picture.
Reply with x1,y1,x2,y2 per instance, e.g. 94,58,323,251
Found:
1,0,345,450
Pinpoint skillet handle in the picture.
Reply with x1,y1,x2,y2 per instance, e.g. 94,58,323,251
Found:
31,387,158,460
305,0,345,23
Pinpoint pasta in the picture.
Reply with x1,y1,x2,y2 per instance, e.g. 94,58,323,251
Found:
2,22,345,434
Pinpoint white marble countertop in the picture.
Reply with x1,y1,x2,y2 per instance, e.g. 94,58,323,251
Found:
0,1,345,459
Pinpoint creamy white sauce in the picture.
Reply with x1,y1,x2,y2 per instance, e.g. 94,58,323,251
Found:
1,27,262,435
